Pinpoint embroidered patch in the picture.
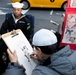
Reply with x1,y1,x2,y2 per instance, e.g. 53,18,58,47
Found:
27,26,30,30
27,23,30,25
19,21,25,23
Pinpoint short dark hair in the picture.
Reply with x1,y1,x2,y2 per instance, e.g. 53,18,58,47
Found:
35,43,58,55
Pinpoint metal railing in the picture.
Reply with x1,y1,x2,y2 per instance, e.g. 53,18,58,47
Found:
50,10,65,34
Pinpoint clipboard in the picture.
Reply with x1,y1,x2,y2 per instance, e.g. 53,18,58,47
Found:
2,29,36,75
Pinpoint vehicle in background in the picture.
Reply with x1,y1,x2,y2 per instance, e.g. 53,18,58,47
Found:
11,0,67,10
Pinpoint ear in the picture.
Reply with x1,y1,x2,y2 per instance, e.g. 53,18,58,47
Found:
36,47,42,54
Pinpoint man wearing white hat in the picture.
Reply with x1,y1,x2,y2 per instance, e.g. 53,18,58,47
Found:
4,29,76,75
0,2,32,74
3,28,76,75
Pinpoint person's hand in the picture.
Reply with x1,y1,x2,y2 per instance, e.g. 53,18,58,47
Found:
30,51,39,60
7,49,18,63
30,52,40,64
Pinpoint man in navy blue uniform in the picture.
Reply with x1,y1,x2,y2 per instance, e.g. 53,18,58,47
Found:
0,2,32,74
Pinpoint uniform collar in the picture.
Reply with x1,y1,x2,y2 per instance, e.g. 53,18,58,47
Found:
12,13,26,23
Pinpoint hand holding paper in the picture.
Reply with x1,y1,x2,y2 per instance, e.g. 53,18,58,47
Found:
7,49,18,63
2,29,36,75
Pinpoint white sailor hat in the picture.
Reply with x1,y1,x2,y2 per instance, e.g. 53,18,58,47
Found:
12,2,24,8
32,29,57,46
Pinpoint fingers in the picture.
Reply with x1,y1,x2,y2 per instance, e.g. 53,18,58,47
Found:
31,55,38,60
13,50,17,57
7,49,17,57
30,52,38,60
7,49,18,62
7,49,13,57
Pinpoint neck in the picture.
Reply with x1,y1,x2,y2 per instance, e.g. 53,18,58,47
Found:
41,53,51,59
38,53,51,65
14,14,21,19
15,15,21,19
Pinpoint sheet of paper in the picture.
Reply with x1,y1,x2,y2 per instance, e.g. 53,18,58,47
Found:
62,14,76,44
70,0,76,7
3,30,36,75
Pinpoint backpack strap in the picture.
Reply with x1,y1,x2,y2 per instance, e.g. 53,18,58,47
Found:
24,15,31,30
25,14,34,37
